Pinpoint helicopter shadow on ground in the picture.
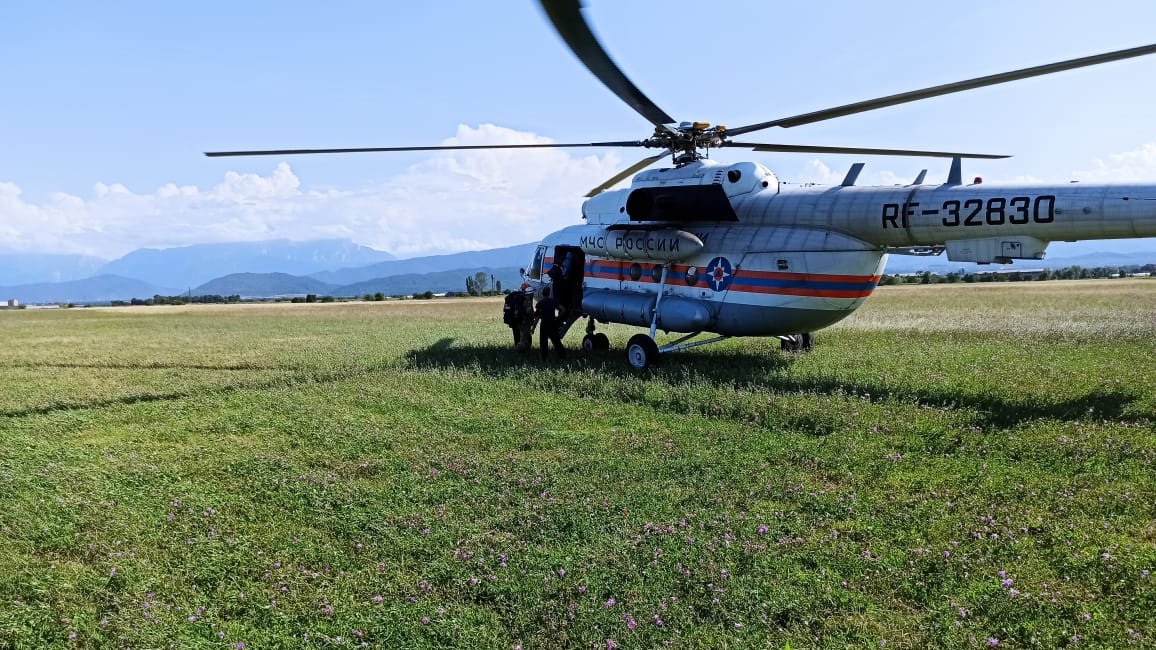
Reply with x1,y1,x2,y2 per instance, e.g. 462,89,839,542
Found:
405,338,1146,430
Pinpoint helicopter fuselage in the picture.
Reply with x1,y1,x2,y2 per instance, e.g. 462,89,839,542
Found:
528,159,1156,338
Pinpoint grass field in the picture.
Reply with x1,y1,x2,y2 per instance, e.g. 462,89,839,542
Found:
1,279,1153,648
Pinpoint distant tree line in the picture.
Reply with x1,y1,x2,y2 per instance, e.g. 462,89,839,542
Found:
881,263,1156,285
465,271,503,296
112,294,242,306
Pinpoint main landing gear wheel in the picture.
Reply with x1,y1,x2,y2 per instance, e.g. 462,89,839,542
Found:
582,332,611,352
626,334,660,369
780,332,815,353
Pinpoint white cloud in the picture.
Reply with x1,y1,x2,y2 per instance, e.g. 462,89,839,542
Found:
0,124,625,259
1073,142,1156,183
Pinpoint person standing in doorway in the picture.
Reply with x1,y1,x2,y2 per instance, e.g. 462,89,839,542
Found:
534,286,566,360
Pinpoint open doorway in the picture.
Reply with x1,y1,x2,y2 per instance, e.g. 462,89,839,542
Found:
550,245,585,317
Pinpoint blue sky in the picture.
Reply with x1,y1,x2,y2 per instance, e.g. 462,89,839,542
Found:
3,0,1156,258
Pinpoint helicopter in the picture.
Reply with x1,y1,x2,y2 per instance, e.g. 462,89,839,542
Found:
207,0,1156,369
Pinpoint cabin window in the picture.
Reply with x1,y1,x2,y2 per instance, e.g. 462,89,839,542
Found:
528,246,547,280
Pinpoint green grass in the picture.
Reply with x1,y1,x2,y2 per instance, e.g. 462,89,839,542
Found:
0,280,1153,648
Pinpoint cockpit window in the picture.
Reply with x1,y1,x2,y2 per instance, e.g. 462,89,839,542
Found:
528,245,547,280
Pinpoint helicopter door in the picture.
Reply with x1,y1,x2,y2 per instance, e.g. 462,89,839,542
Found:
551,245,585,315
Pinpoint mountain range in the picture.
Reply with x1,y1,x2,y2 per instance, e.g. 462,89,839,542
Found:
1,238,1153,304
0,239,533,303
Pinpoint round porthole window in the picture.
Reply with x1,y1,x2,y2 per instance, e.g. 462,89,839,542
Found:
629,263,642,282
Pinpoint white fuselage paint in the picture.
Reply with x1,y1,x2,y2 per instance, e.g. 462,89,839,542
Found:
529,160,1156,337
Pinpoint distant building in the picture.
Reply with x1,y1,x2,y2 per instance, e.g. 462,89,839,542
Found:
6,298,18,308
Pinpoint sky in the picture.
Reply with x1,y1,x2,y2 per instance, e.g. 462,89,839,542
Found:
3,0,1156,260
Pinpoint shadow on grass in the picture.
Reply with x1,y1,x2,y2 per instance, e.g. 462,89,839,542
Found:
406,338,1145,429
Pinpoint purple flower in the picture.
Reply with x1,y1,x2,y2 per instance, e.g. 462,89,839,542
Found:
372,595,383,605
421,616,430,625
1000,578,1013,588
757,524,768,536
606,640,617,650
623,614,636,630
604,598,616,608
986,637,1000,647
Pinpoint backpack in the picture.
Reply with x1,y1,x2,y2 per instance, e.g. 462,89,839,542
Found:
503,292,522,325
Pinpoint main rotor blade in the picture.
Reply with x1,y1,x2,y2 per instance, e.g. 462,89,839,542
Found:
538,0,675,128
586,152,668,197
728,42,1156,136
204,141,644,157
726,141,1009,159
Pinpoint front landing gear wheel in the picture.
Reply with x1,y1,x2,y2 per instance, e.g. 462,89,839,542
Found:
780,332,815,353
582,334,598,352
626,334,660,369
582,333,612,353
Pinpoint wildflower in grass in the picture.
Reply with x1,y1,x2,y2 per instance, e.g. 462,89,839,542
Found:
421,616,430,624
654,614,664,627
1001,578,1013,588
419,580,431,592
623,614,636,630
606,640,617,650
578,585,587,593
321,604,334,617
1142,569,1150,579
986,637,1000,647
558,568,566,578
605,598,616,608
372,595,383,605
234,644,246,650
757,524,768,536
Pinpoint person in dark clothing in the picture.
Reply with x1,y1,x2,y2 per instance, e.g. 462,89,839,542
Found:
534,286,566,360
503,291,524,347
546,263,567,316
